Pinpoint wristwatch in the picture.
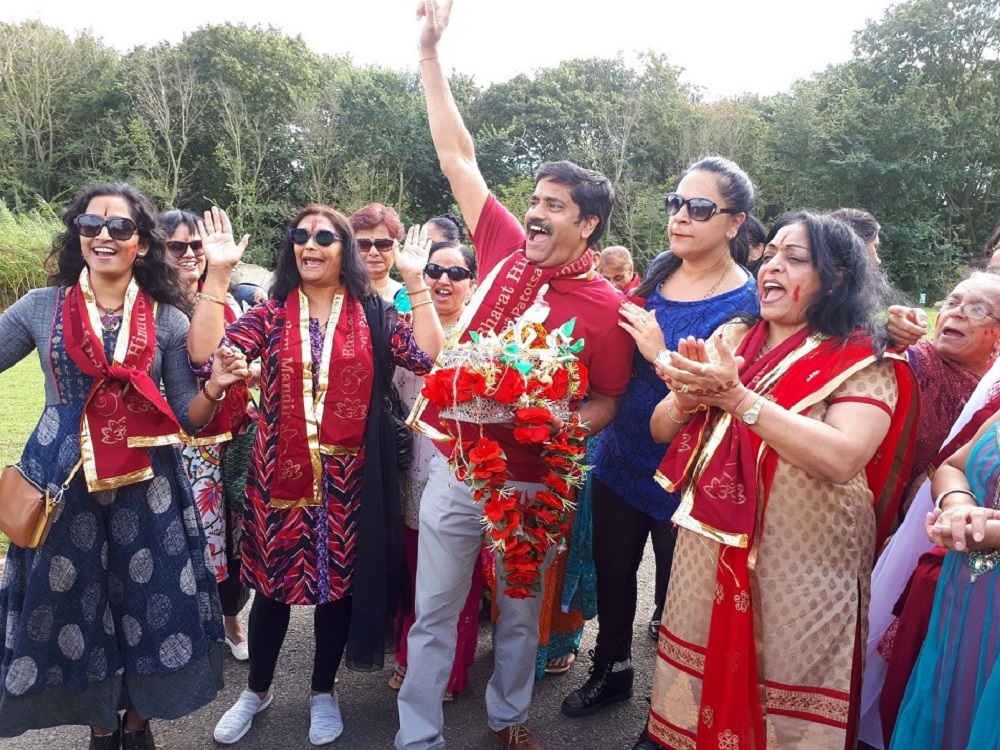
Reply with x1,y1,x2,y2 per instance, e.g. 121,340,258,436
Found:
741,395,766,426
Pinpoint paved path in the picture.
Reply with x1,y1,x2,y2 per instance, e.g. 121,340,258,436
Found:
7,543,660,750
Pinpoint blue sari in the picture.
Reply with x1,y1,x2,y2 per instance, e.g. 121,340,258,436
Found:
890,421,1000,750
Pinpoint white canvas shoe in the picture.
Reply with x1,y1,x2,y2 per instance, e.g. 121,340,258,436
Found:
214,689,273,744
309,692,344,745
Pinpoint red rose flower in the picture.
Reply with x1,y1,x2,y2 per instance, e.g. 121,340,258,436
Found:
513,425,551,444
540,368,570,400
491,367,527,404
421,368,458,408
455,368,487,403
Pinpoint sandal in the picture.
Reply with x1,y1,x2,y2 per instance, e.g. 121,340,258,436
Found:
388,663,407,690
544,649,577,675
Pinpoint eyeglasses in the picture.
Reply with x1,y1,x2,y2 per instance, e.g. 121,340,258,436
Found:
424,263,474,282
166,240,204,258
288,228,341,247
665,193,736,222
74,214,138,241
357,238,396,253
936,298,1000,323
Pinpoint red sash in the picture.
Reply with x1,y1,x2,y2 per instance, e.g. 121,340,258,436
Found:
63,272,187,491
656,321,917,748
191,288,252,444
271,287,374,508
410,249,595,439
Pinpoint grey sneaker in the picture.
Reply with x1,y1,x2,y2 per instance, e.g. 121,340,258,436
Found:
214,690,273,744
309,692,344,745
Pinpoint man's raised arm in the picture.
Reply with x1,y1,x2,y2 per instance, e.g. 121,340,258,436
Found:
417,0,489,234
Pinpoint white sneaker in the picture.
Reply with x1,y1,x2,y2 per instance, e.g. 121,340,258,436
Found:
214,689,273,744
309,692,344,745
225,635,250,661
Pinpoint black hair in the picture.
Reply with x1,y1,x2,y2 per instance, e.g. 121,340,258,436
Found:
47,183,190,312
764,211,894,354
829,208,880,245
534,160,614,246
636,156,755,298
428,240,478,279
159,209,200,239
427,213,466,244
271,204,373,302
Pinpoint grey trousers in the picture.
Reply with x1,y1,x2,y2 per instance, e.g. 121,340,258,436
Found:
395,452,552,750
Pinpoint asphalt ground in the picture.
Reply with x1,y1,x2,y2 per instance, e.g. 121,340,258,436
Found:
6,542,660,750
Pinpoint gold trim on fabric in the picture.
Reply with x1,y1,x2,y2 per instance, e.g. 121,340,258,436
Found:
647,713,697,750
185,431,234,447
268,497,318,509
319,444,360,457
84,466,154,492
764,685,850,725
127,434,186,448
657,631,706,675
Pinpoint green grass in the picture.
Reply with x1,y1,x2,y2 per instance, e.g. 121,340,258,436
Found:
0,355,46,556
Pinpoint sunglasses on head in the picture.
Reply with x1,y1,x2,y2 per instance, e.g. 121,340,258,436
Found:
288,227,341,247
424,262,474,282
665,193,736,222
358,238,395,253
74,214,138,241
166,239,204,258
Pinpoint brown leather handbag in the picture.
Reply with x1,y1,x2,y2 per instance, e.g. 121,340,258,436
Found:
0,459,82,549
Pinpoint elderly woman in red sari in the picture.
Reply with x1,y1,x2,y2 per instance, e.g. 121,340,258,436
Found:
632,212,918,750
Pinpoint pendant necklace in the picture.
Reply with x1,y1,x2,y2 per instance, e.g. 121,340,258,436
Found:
98,301,125,333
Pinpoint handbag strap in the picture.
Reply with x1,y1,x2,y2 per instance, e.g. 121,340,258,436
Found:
51,457,84,506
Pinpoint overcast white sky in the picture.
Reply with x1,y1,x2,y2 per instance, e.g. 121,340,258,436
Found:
4,0,899,99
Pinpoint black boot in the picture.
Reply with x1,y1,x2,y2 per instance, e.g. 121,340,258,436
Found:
121,721,155,750
560,648,633,717
88,726,121,750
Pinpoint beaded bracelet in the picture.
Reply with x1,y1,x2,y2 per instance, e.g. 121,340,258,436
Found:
195,291,226,306
665,399,691,425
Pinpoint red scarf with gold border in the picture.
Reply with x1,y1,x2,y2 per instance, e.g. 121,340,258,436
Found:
63,270,187,491
271,287,373,508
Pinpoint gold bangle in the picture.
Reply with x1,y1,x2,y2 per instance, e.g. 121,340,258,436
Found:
411,299,434,310
406,286,432,297
195,292,226,306
665,399,691,425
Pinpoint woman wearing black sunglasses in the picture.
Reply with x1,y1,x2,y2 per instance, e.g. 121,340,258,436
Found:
562,157,761,725
349,203,405,303
159,209,257,665
389,235,481,701
188,205,443,746
0,183,249,749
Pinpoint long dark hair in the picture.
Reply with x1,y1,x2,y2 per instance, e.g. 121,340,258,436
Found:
636,156,756,299
765,211,894,353
47,183,190,311
271,204,373,301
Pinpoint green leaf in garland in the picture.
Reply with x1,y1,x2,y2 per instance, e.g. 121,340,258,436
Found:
570,339,585,353
560,318,577,337
469,331,481,345
513,360,533,375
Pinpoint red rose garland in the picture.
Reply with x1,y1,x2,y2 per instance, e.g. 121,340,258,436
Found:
450,407,589,599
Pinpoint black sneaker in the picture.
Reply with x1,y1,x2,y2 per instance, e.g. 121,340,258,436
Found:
560,648,633,718
121,722,155,750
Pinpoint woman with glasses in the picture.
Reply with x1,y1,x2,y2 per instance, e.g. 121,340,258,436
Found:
562,157,759,720
189,206,443,746
0,183,249,749
160,209,255,663
349,203,405,303
389,236,481,702
635,212,916,749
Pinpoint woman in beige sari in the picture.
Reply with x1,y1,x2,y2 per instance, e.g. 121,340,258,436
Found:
633,212,918,749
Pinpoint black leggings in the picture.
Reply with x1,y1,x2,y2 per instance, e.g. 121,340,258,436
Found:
592,476,676,662
218,551,250,618
246,593,352,693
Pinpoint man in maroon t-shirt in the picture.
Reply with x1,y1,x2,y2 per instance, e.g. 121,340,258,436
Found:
396,3,634,750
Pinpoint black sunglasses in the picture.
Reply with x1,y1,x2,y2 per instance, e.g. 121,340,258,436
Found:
166,239,204,258
358,238,395,253
288,228,341,247
74,214,138,241
665,193,736,222
424,263,474,282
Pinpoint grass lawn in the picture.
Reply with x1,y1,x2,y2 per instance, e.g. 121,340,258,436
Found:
0,355,45,556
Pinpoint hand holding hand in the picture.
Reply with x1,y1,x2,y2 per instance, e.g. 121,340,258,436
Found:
416,0,453,57
926,501,990,551
655,334,746,411
886,305,928,349
618,301,666,362
210,345,250,391
395,224,433,287
198,207,250,271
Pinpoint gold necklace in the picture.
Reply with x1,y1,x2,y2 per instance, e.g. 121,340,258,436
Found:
703,256,734,299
